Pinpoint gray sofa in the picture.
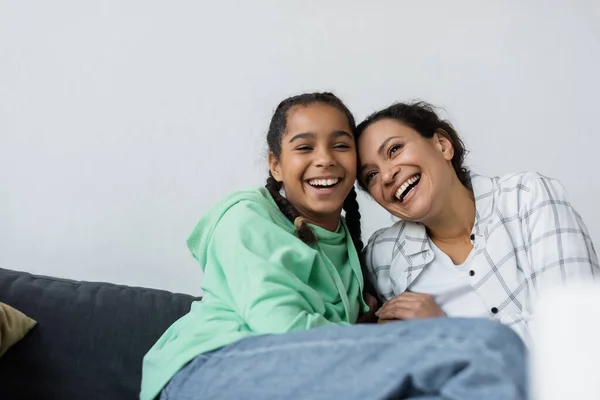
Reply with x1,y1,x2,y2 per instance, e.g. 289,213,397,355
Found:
0,267,198,400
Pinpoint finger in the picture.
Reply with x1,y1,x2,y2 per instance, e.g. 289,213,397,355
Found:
380,301,446,319
378,297,423,314
377,306,415,321
383,292,430,307
378,301,434,320
376,302,416,317
376,300,410,316
387,296,425,304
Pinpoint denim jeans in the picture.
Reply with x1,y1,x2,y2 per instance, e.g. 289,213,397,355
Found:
160,318,527,400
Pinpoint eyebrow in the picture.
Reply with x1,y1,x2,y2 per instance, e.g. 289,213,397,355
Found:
288,130,353,143
359,163,372,177
377,136,401,156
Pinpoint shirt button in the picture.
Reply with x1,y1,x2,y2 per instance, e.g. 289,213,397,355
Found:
491,307,498,314
469,270,475,276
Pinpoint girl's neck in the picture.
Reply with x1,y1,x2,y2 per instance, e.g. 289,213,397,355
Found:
304,213,341,232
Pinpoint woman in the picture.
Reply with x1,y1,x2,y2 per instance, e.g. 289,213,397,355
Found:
141,93,527,400
357,101,598,344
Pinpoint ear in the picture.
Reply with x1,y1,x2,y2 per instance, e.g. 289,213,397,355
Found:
268,152,283,182
434,130,454,162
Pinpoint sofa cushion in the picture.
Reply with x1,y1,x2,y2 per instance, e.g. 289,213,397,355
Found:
0,302,37,357
0,268,198,400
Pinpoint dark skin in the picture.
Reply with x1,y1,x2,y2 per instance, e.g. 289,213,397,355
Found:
428,231,473,265
356,293,379,323
268,104,379,324
358,120,476,323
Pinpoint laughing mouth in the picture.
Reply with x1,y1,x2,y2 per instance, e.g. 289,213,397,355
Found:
395,174,420,202
307,177,340,189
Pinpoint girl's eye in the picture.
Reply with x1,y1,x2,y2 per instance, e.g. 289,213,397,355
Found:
334,143,351,149
389,144,403,157
295,145,313,151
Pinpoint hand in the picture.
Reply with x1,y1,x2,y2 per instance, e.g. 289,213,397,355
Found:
356,293,379,324
375,292,445,321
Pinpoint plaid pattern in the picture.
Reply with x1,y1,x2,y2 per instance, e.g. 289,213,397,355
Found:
364,172,598,344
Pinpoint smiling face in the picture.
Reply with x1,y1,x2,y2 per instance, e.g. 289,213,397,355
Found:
269,103,357,229
357,118,457,223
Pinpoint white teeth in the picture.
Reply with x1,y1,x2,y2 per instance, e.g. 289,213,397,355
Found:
308,178,339,187
395,175,421,199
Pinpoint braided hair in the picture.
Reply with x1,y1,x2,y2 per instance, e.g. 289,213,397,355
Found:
264,92,364,254
264,92,378,300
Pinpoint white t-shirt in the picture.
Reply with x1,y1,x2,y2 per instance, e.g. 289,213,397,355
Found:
410,239,490,318
366,173,599,344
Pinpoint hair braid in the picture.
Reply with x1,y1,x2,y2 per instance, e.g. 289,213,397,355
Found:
265,175,317,244
343,186,378,298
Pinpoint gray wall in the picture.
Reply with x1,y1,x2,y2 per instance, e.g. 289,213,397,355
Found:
1,0,598,295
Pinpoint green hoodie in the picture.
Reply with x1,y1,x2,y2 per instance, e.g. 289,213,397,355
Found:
140,187,368,400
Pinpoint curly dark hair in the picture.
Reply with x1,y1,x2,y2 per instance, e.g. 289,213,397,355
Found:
264,92,363,257
356,101,470,191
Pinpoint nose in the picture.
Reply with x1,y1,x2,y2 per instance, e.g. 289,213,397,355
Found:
315,147,336,168
381,163,400,185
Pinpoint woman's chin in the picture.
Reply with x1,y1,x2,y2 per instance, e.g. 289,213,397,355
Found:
387,200,431,223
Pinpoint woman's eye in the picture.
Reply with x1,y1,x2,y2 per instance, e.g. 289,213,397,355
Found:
365,171,377,185
389,144,403,157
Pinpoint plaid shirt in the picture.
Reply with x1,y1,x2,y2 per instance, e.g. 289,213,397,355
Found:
364,172,598,344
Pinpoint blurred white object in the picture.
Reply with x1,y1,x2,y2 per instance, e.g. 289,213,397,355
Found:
532,284,600,400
